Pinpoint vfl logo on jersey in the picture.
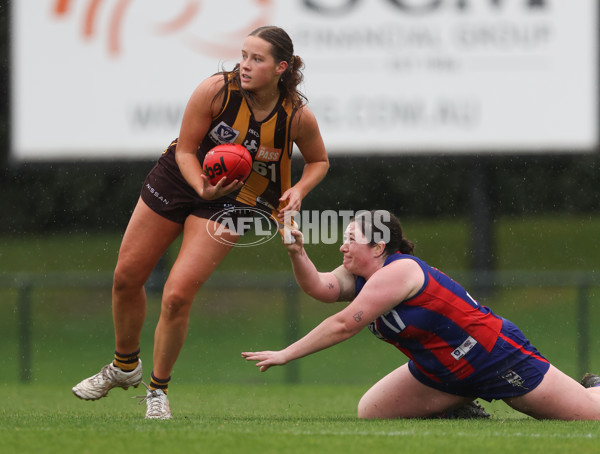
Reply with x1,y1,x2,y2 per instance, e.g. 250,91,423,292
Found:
451,336,477,360
209,121,240,144
255,146,282,162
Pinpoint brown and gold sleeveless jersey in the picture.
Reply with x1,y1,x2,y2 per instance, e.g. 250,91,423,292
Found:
198,75,297,211
157,74,297,212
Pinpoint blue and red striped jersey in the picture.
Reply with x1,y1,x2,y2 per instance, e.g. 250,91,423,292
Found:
358,253,504,383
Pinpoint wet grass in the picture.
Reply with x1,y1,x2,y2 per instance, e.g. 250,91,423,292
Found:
1,383,600,454
1,215,600,452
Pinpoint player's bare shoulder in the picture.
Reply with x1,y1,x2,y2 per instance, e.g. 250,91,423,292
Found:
382,257,425,300
201,73,226,90
188,74,226,114
289,103,319,141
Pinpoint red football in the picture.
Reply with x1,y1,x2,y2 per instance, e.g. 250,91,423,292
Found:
203,143,252,185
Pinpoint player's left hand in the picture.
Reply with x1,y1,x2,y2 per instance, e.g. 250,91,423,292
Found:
278,188,302,221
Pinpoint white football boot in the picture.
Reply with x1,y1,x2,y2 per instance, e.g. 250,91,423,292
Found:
72,359,143,400
139,387,172,420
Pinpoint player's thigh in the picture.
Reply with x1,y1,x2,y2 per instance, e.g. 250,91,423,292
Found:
115,198,183,284
163,215,239,298
358,363,470,419
504,364,600,420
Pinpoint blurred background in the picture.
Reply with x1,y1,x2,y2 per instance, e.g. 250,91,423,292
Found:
1,1,599,389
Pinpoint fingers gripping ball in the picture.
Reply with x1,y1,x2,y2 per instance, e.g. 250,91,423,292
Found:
203,143,252,185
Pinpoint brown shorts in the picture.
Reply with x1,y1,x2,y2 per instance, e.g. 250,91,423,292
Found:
140,160,263,227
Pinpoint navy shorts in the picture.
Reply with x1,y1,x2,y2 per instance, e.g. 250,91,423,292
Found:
409,319,550,401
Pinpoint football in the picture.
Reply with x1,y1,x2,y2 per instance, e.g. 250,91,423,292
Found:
203,143,253,185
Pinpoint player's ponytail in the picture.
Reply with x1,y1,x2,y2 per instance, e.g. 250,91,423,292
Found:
279,54,306,107
398,237,415,256
250,26,307,109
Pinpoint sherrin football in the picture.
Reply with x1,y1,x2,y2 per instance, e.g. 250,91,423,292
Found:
203,143,253,185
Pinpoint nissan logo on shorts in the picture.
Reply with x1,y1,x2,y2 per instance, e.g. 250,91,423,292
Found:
206,207,279,247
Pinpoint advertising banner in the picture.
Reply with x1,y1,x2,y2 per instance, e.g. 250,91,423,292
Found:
11,0,598,159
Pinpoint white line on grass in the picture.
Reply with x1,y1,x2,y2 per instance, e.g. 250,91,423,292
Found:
288,430,597,439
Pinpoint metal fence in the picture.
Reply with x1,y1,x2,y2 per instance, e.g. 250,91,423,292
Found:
1,271,301,384
2,270,599,384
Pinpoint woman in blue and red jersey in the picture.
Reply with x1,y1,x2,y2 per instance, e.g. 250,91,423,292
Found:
243,210,600,420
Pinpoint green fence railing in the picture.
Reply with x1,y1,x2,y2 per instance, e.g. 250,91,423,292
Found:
2,270,599,384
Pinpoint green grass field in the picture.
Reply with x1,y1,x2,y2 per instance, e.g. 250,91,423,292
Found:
1,215,600,453
2,383,600,454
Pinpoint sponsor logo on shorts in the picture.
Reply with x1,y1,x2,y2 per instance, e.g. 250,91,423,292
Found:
209,121,240,144
451,336,477,360
501,369,527,389
145,183,169,205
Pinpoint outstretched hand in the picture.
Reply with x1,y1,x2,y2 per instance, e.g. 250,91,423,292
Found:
241,350,288,372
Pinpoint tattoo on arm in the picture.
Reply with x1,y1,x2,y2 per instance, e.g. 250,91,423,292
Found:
353,311,364,322
327,282,334,289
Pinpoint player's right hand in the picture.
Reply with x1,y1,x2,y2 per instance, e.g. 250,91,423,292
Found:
199,174,244,200
283,229,304,252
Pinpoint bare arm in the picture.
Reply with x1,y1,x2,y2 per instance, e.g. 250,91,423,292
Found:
284,230,356,303
278,107,329,218
175,75,244,199
242,259,424,371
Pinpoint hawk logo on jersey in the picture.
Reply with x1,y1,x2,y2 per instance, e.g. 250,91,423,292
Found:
244,139,259,153
255,146,282,162
209,121,240,144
